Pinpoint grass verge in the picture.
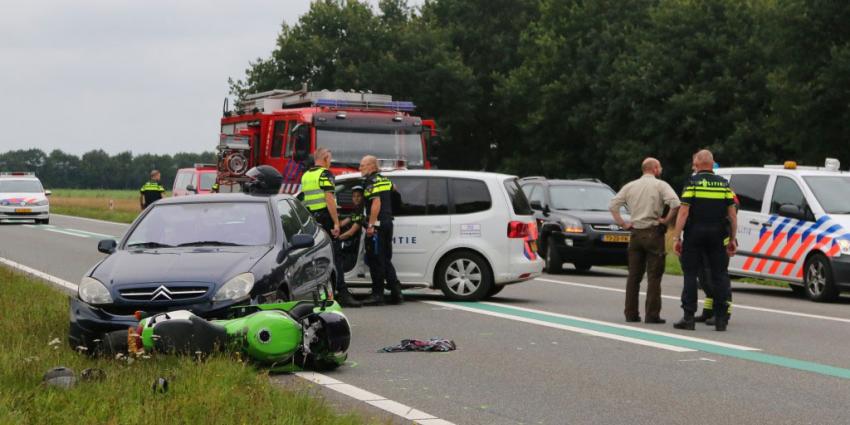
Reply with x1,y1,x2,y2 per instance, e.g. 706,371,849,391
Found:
0,266,372,425
48,189,148,224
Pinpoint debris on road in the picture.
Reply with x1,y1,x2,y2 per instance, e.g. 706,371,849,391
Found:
43,367,76,389
380,338,456,353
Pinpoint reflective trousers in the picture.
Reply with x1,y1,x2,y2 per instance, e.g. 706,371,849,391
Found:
680,223,730,318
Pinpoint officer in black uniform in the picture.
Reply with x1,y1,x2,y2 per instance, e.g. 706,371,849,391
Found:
359,155,403,305
672,150,738,331
139,170,165,209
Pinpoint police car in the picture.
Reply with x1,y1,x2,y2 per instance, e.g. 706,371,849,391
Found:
0,172,50,224
717,159,850,301
332,169,544,300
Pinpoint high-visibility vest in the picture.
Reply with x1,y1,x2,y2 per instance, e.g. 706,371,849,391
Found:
301,167,333,211
140,181,165,193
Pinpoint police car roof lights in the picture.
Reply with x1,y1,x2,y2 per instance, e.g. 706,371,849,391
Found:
0,172,35,177
764,158,844,172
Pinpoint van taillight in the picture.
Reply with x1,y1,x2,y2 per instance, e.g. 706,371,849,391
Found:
508,221,532,238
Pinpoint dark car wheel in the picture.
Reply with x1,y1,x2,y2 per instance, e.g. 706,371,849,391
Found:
482,284,506,300
804,253,838,302
574,263,592,272
436,251,493,300
789,284,806,297
545,236,564,274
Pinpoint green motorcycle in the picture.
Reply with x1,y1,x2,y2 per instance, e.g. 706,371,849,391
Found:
103,297,350,372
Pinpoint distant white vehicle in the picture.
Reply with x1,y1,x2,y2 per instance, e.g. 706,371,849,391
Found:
332,169,544,300
718,158,850,301
0,172,50,224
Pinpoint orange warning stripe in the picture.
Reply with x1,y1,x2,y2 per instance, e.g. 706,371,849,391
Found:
743,230,773,271
768,233,801,275
782,234,815,276
755,232,788,273
794,236,832,278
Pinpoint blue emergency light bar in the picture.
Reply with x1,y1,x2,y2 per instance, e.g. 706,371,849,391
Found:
314,98,416,112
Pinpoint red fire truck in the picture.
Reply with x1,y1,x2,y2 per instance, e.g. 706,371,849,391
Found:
217,88,438,193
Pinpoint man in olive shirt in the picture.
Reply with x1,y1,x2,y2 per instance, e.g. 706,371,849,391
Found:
609,158,680,323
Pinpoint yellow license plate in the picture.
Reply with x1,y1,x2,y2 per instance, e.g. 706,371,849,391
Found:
15,208,32,213
602,234,630,243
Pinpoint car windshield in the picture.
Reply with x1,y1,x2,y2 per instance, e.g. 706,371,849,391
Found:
317,128,424,168
126,202,272,248
549,185,615,211
0,180,43,193
199,173,216,191
803,176,850,214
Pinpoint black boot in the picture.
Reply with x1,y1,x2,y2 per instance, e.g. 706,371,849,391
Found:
336,291,362,308
714,316,728,332
387,282,404,305
363,294,384,306
694,309,714,323
673,315,695,330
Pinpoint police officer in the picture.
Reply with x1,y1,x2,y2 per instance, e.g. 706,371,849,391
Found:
359,155,403,305
139,170,165,209
673,150,737,331
301,148,361,307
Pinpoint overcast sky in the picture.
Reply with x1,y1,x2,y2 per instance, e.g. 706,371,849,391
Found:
0,0,408,156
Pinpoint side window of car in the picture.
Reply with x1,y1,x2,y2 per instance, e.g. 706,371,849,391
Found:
451,179,492,214
276,199,302,241
427,178,449,215
392,177,428,216
770,176,812,220
728,174,769,212
289,199,317,235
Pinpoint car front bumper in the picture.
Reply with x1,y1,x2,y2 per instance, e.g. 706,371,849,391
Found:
0,204,48,221
553,231,630,266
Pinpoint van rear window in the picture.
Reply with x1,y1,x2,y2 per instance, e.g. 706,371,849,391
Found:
504,178,533,215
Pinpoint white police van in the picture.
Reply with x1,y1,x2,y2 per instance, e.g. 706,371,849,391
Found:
0,172,50,224
334,169,544,300
717,159,850,301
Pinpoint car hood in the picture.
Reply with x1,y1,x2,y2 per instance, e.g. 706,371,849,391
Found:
92,245,272,287
0,192,46,205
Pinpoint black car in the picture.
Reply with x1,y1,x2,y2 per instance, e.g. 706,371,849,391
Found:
68,193,334,350
520,177,631,273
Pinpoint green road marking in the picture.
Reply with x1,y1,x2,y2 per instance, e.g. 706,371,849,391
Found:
455,301,850,380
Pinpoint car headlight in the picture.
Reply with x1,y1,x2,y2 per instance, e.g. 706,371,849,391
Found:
78,277,113,304
562,220,584,233
34,199,49,206
213,273,255,301
839,239,850,256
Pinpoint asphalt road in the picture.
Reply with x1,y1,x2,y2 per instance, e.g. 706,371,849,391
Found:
3,214,850,425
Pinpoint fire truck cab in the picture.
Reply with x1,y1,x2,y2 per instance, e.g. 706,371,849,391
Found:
217,89,438,193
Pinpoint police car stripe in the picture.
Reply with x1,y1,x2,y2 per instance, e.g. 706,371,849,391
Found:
769,231,803,275
755,217,794,272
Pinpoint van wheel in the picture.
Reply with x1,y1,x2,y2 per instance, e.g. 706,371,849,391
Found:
436,251,493,300
804,254,838,302
574,263,592,272
545,236,564,274
483,284,505,300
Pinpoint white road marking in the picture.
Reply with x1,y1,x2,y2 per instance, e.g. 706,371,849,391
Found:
24,224,118,240
0,259,455,425
535,277,850,324
424,300,696,353
0,256,78,292
477,301,761,351
53,213,130,227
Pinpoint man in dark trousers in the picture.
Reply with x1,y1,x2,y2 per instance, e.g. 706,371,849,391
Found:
300,148,360,307
609,158,680,324
359,155,403,305
673,150,738,331
139,170,165,209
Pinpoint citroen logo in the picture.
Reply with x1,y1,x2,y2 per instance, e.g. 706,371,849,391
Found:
150,285,172,301
20,201,26,206
609,224,619,231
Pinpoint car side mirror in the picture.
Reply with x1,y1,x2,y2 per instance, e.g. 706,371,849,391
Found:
98,239,117,254
530,200,549,214
44,190,52,197
186,184,197,193
277,233,315,263
778,204,805,220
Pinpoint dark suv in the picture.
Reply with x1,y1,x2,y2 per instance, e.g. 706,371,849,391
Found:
520,177,630,273
69,193,333,351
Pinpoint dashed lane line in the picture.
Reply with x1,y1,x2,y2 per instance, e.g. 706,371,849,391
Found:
535,277,850,324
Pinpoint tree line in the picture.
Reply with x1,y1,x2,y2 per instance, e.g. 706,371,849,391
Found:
231,0,850,189
0,149,216,190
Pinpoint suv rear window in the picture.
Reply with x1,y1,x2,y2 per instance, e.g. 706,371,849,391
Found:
504,178,533,215
452,179,491,214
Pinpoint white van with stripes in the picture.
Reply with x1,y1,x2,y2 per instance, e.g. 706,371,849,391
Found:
717,159,850,301
331,169,544,300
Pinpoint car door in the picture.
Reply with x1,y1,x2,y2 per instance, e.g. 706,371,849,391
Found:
275,199,314,298
726,173,771,278
390,176,451,283
761,175,816,281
